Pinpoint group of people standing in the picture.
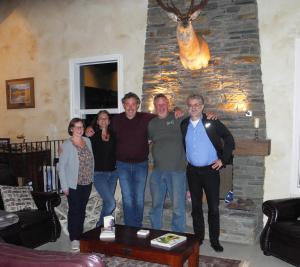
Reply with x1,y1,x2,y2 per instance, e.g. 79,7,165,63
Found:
58,91,235,253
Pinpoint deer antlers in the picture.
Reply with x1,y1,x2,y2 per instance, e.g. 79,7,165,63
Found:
156,0,208,19
188,0,208,17
156,0,182,17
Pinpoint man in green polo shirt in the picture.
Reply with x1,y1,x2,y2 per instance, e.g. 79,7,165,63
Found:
148,93,187,232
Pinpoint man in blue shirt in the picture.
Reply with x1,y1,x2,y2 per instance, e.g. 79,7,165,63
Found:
180,94,235,252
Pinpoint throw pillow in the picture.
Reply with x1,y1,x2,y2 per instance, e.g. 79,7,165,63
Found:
0,186,38,212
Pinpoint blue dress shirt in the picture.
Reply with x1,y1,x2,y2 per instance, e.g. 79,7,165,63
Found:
185,119,218,167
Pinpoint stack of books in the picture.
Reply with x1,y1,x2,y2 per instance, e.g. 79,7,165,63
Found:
99,226,115,240
99,215,115,240
151,233,187,249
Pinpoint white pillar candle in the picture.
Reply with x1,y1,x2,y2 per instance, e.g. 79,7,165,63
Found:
254,117,260,129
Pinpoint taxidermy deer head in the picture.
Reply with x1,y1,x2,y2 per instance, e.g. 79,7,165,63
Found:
156,0,210,70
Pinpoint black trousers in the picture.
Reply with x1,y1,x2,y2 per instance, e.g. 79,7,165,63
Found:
67,183,92,241
186,164,220,244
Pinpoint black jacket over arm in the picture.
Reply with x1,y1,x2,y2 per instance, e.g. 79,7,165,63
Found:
180,114,235,166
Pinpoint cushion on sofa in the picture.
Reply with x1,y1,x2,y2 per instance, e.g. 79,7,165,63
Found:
0,186,37,212
270,221,300,239
0,163,18,210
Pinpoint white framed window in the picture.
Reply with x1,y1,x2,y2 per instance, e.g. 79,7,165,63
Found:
69,54,124,118
291,38,300,195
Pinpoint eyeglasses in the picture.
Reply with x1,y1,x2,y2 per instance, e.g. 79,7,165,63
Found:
188,103,203,108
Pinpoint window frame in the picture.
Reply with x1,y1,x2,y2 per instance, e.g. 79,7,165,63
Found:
69,54,124,118
291,38,300,195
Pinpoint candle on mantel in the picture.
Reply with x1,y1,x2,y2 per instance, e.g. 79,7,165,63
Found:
254,117,260,129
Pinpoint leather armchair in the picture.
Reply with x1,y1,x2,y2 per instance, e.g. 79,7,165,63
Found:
0,162,61,248
260,198,300,266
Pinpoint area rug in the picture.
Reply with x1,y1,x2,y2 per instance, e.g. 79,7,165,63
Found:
99,253,250,267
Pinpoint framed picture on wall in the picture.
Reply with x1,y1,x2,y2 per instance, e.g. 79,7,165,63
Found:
6,77,35,109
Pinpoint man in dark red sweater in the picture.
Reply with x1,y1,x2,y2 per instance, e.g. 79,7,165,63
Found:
86,92,154,227
111,93,154,227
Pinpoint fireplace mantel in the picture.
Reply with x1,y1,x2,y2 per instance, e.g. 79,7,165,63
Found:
234,139,271,156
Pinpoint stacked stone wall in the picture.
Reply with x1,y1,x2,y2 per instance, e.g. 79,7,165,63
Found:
142,0,265,201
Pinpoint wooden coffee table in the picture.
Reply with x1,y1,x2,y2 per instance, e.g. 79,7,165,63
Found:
80,224,199,267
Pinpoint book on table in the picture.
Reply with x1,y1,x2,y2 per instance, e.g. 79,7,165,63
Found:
150,233,187,249
99,227,115,240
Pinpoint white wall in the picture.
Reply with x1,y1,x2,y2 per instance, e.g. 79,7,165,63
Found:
0,0,148,141
258,0,300,199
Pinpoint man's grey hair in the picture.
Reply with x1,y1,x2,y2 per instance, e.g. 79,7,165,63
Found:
186,94,204,105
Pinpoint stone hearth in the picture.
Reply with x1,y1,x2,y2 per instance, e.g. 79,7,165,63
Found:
117,193,261,245
142,199,262,245
137,172,262,245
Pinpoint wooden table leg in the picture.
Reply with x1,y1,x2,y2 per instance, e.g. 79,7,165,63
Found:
188,242,200,267
171,256,184,267
80,241,91,253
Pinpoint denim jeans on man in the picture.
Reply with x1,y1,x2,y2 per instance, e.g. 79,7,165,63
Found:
116,160,148,227
93,170,118,227
149,170,186,232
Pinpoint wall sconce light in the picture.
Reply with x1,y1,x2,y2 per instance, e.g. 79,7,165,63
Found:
148,105,154,113
245,110,253,117
235,102,248,113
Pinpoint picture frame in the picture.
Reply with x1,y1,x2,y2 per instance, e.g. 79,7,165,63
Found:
6,77,35,109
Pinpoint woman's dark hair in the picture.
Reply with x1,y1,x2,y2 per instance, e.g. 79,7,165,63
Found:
91,110,110,130
97,110,110,119
68,118,84,136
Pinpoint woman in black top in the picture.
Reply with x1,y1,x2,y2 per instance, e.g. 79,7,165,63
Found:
90,110,118,227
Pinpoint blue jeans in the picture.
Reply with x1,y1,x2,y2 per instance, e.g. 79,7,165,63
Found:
116,160,148,227
93,170,118,227
149,170,186,232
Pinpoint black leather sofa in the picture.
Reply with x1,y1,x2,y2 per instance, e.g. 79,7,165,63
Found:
0,162,61,248
260,197,300,266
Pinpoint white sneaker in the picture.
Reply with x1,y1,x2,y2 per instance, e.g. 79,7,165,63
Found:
71,240,80,251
